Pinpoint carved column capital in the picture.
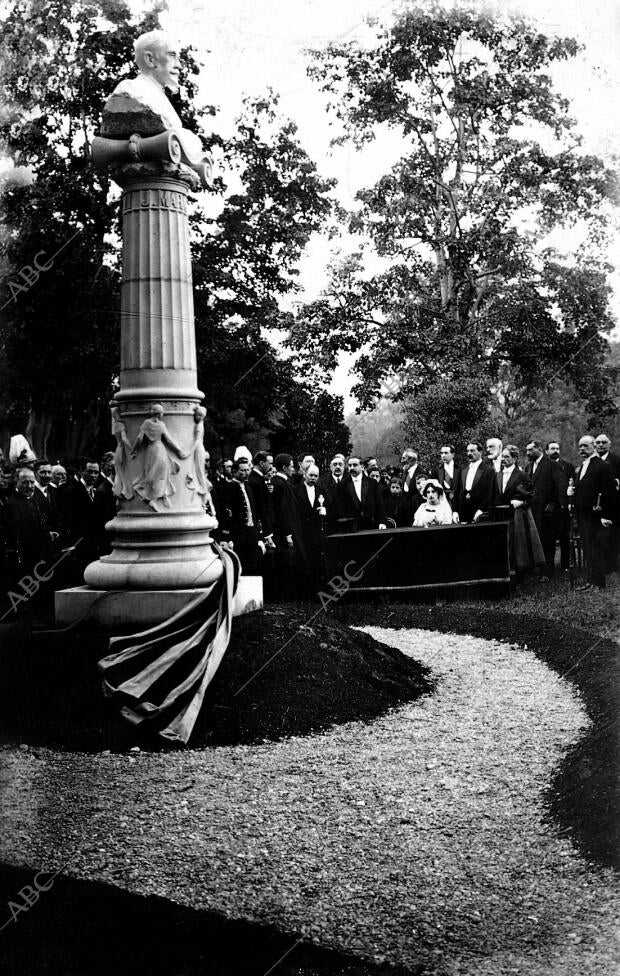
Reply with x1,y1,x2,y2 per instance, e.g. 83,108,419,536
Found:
91,129,212,190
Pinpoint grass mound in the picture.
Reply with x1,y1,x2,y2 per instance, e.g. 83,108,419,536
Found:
0,607,432,753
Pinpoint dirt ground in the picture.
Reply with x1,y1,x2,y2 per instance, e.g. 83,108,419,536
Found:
0,593,617,976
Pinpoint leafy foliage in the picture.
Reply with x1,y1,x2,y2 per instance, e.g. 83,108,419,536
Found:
190,93,337,456
290,3,618,421
0,0,163,456
270,387,351,468
402,376,495,463
0,1,343,462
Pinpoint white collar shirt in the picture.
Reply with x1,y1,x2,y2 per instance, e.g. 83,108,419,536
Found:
305,484,316,506
465,459,482,491
579,457,592,480
502,465,515,491
351,474,363,502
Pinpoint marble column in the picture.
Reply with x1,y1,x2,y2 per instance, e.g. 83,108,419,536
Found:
84,160,221,590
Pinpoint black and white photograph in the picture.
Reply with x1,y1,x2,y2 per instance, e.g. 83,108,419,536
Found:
0,0,618,973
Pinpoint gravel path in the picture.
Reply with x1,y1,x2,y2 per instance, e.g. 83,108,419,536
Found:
1,627,618,975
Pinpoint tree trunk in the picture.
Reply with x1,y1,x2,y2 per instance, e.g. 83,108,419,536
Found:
25,409,54,460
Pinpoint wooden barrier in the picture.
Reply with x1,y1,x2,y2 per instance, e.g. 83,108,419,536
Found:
324,522,512,595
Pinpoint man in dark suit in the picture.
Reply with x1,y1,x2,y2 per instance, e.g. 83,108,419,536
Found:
525,440,565,577
568,435,615,590
271,454,295,546
55,458,101,577
93,454,117,556
0,469,57,610
247,450,275,593
595,433,620,572
317,454,349,534
400,448,421,494
56,458,99,541
248,451,274,542
336,456,387,531
452,442,497,523
292,464,325,595
218,457,262,575
33,460,59,533
494,446,533,507
271,453,297,600
545,441,575,571
432,444,461,509
545,441,576,482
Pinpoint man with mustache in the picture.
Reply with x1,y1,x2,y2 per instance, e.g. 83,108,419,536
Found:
318,455,349,535
452,442,497,523
567,435,614,590
594,433,620,573
545,441,575,572
0,468,56,597
525,440,565,578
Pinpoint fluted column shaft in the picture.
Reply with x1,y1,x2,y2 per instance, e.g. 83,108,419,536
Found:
117,178,200,402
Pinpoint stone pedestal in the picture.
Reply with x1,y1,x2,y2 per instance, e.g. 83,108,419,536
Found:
83,163,221,593
55,576,263,630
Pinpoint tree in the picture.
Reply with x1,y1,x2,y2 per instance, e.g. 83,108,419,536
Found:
345,399,405,466
190,93,336,456
289,3,619,422
402,376,495,463
270,386,351,468
0,0,166,458
0,1,342,461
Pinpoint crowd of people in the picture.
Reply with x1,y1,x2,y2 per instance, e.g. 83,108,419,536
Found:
1,430,617,611
0,452,116,608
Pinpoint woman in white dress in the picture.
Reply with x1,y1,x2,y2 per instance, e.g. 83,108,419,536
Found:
413,479,453,526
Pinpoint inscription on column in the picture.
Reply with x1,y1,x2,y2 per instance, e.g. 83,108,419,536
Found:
123,188,187,215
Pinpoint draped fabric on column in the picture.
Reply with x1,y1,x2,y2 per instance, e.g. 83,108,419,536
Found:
98,544,240,744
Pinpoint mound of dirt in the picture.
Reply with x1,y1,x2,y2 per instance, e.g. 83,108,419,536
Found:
0,607,432,752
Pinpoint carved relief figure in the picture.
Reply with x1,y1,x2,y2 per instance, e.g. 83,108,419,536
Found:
186,405,216,515
131,404,187,511
111,406,134,500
